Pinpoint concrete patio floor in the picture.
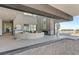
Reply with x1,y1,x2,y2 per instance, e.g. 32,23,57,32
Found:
0,34,79,55
16,39,79,55
0,34,67,54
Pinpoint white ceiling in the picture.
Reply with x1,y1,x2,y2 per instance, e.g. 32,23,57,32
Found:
50,4,79,16
0,7,23,21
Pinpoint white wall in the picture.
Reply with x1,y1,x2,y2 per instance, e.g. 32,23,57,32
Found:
14,14,37,27
0,19,2,35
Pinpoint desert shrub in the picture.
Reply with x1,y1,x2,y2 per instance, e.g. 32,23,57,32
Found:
75,29,79,33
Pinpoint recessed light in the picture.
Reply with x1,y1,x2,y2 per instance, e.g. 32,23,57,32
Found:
24,13,28,15
24,12,33,15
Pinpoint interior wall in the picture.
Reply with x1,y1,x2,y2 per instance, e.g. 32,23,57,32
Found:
14,14,37,28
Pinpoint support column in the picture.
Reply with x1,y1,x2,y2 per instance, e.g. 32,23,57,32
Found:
48,19,55,35
0,19,2,35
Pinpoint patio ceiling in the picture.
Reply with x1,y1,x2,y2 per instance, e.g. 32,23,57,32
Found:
0,4,73,21
0,7,23,21
50,4,79,16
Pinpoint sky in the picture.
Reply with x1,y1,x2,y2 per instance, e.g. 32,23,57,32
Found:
60,16,79,29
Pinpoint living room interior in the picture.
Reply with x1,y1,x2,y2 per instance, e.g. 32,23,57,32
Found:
0,6,56,40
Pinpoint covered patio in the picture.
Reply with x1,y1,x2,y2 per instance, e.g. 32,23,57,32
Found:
0,4,74,55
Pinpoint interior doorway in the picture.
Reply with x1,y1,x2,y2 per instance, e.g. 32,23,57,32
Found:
2,20,13,35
